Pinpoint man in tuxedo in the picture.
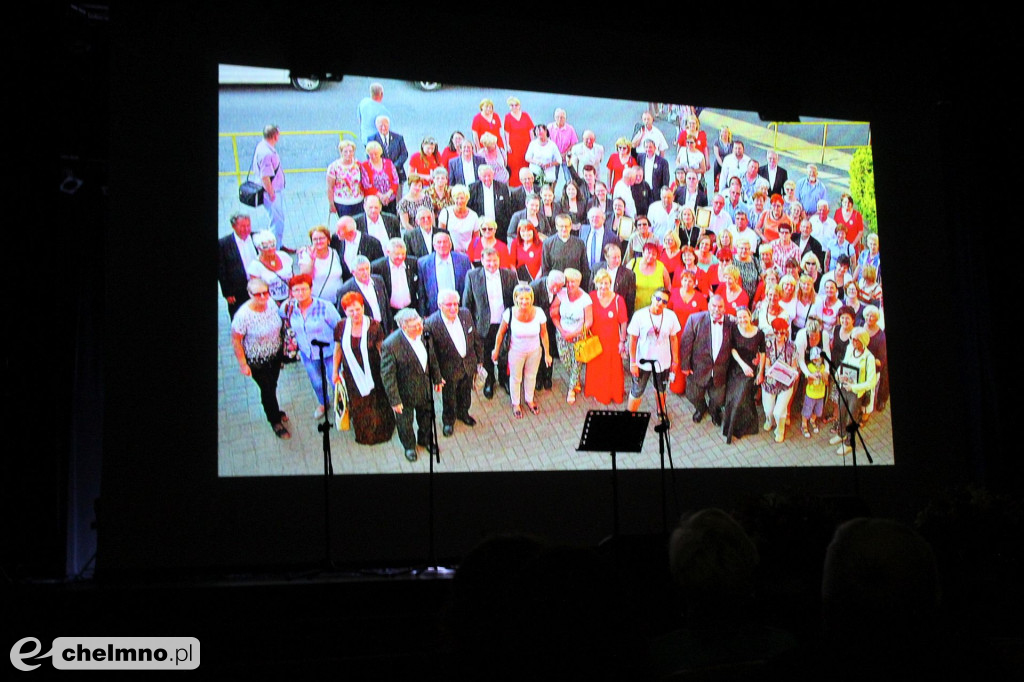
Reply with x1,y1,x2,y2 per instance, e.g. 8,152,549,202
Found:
509,167,539,213
468,165,512,242
579,207,619,270
367,115,409,202
372,237,419,320
218,213,256,319
679,294,735,425
403,206,437,261
418,231,471,317
592,243,637,318
381,309,443,463
462,248,517,398
530,269,565,391
338,256,394,334
637,138,670,196
447,139,484,187
673,170,708,211
331,215,385,282
542,215,590,290
355,195,401,244
425,289,484,436
758,149,788,197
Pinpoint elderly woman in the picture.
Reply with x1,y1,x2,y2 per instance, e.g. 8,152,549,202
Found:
625,214,657,262
472,98,504,151
246,229,294,303
297,225,343,304
801,251,823,291
360,140,400,214
863,305,889,413
478,132,509,184
758,193,790,242
584,268,629,405
667,269,708,395
831,327,877,456
762,318,798,443
326,139,363,217
466,218,513,268
438,184,479,254
782,179,800,214
231,278,289,439
825,222,856,272
695,233,719,272
409,136,442,181
606,137,637,189
721,306,765,444
733,238,761,303
493,283,552,418
281,273,342,419
676,245,711,294
855,234,882,284
792,316,829,423
525,124,561,186
550,268,594,404
629,240,672,310
331,291,395,445
503,96,535,187
827,304,858,424
426,167,454,217
752,267,780,310
396,174,435,231
720,264,750,315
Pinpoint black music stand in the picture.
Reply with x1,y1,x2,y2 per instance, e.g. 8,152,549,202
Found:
577,410,650,537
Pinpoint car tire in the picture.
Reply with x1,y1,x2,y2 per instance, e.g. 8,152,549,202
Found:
416,81,440,91
291,77,322,92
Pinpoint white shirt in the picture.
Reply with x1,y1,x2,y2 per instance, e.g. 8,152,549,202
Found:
435,255,456,293
365,216,390,245
627,306,681,368
442,314,467,357
388,261,412,308
404,332,428,371
480,184,496,220
234,233,257,268
484,270,504,325
342,233,360,274
613,180,637,218
355,278,382,322
710,316,725,362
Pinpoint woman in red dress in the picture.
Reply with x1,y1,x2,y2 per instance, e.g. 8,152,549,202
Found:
584,268,628,405
667,269,708,394
834,192,866,258
658,232,684,287
676,245,711,295
408,136,441,181
509,220,543,281
471,98,504,151
720,264,750,315
503,96,535,188
605,137,637,189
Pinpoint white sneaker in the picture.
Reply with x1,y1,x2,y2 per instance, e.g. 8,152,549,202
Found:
829,434,844,445
314,404,325,419
836,444,852,456
763,420,773,432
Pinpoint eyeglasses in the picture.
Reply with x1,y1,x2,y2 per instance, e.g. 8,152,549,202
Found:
652,296,669,304
251,291,270,298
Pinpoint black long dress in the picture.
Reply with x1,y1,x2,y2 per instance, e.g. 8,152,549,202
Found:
335,319,395,445
721,325,765,443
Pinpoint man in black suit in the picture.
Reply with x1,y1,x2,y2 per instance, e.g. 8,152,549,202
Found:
509,167,539,214
673,169,708,211
367,115,409,202
636,138,670,196
468,165,513,242
678,294,735,425
372,237,419,321
630,166,654,219
218,213,256,319
462,248,517,398
795,217,826,276
403,206,437,261
338,256,394,334
579,207,619,270
381,309,442,462
530,270,565,391
592,243,637,318
447,139,485,187
355,195,401,244
331,216,384,281
424,289,484,437
758,149,788,197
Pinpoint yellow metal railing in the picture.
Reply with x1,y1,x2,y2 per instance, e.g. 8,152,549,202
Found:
219,130,359,185
765,121,871,164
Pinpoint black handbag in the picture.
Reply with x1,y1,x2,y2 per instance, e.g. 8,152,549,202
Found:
238,142,279,207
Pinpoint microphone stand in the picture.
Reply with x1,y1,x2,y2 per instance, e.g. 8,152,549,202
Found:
418,330,450,576
641,359,678,534
311,339,335,569
820,347,874,498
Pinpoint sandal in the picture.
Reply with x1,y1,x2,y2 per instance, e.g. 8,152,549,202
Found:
272,423,291,439
802,428,811,438
528,402,540,416
512,406,524,419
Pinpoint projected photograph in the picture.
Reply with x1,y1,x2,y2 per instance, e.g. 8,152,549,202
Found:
217,70,891,476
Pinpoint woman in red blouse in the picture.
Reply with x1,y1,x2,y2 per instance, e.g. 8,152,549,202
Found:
509,219,543,281
408,136,442,181
472,98,504,151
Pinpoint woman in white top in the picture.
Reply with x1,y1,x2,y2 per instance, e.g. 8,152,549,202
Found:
525,124,562,186
492,284,552,419
297,225,343,305
549,268,593,404
438,184,479,253
246,230,294,302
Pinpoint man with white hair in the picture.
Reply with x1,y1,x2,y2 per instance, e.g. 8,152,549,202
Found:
403,207,436,260
631,111,668,155
613,167,639,218
367,115,409,202
579,207,618,269
468,164,512,242
548,108,578,191
355,194,401,244
338,255,393,333
331,215,384,281
758,149,788,196
462,248,517,398
424,289,484,436
648,186,682,242
372,237,419,319
569,130,604,181
796,164,828,216
381,309,442,462
808,199,837,246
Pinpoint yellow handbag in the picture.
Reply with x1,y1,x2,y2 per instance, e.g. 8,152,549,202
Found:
574,329,603,363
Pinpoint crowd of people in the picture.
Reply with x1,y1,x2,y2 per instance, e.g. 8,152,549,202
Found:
220,84,886,463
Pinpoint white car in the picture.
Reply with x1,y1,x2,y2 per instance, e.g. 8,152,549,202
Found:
218,64,322,92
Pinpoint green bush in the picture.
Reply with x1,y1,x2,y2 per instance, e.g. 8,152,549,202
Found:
848,146,877,235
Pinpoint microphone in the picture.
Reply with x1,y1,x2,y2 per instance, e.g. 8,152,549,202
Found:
311,339,331,348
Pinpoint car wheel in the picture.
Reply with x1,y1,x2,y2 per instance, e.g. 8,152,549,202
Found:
416,81,440,91
291,77,322,91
